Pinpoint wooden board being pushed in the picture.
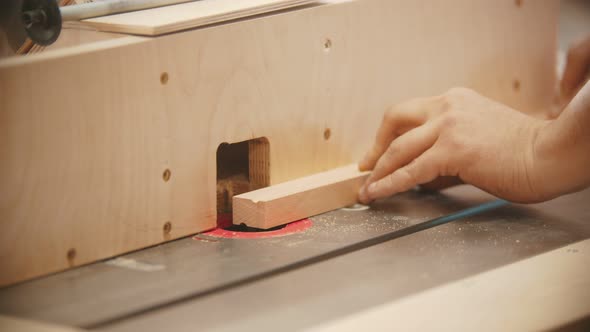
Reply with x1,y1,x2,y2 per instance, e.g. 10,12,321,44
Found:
234,164,368,229
80,0,315,35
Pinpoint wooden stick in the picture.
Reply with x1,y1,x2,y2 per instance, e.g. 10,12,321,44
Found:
233,164,369,229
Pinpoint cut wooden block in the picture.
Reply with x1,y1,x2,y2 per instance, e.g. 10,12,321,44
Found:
233,164,369,229
81,0,314,35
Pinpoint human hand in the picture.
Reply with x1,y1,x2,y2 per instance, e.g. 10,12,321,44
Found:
358,88,549,204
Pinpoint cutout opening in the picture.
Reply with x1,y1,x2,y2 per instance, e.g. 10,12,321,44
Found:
216,137,270,224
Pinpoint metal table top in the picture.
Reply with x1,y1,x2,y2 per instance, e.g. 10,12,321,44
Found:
1,186,588,331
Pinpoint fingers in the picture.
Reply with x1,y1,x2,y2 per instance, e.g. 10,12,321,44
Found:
360,149,442,203
358,98,432,171
364,121,439,187
561,36,590,101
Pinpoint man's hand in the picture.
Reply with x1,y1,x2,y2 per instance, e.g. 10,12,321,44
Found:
358,88,549,204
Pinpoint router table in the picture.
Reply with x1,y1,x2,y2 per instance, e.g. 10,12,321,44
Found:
1,186,590,331
1,0,590,331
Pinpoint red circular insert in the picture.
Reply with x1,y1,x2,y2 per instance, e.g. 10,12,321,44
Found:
197,214,313,239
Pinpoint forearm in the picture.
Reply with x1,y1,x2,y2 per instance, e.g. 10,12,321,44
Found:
534,81,590,198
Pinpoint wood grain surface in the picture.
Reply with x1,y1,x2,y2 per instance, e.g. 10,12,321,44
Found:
0,0,558,285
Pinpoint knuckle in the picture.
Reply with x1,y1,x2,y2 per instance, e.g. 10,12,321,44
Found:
428,95,453,118
383,107,396,123
433,95,452,114
439,157,459,177
446,87,472,97
439,131,465,152
385,173,397,189
399,164,418,186
438,111,459,128
435,87,474,116
386,141,401,157
448,135,466,151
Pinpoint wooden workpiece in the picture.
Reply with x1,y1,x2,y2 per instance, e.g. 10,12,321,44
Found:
0,0,558,286
81,0,315,35
234,164,368,229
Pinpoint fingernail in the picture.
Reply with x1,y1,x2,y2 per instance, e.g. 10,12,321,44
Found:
358,152,372,171
360,184,374,205
358,186,367,203
358,159,368,171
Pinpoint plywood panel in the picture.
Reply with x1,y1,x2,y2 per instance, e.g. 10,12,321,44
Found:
0,0,558,286
81,0,315,35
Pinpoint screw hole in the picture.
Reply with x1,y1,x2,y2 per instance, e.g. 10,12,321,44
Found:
515,0,523,8
163,221,172,234
163,169,171,182
67,248,76,263
513,79,521,92
323,38,332,52
324,128,331,140
160,72,169,85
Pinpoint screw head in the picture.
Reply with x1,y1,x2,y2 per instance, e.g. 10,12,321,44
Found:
163,222,172,234
67,248,76,262
513,79,520,92
163,169,171,182
323,38,332,51
160,72,169,85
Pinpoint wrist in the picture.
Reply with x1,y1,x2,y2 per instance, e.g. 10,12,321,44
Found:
531,116,588,200
529,119,559,201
